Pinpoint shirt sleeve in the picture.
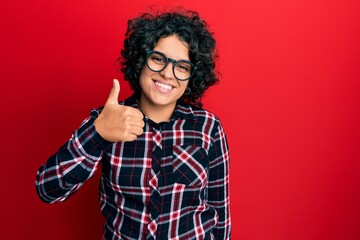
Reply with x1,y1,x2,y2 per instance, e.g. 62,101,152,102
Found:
35,109,112,203
207,119,231,239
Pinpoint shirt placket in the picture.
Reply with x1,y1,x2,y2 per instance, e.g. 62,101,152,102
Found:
147,123,163,240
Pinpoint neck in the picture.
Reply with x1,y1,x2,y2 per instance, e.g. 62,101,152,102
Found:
139,98,176,124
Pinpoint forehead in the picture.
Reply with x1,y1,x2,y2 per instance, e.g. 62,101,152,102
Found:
153,35,190,60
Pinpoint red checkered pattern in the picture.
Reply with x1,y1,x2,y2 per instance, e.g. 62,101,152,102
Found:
36,94,231,239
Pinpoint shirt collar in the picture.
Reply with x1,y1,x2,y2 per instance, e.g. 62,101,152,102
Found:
124,94,196,121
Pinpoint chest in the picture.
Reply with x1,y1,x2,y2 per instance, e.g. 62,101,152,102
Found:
102,119,213,192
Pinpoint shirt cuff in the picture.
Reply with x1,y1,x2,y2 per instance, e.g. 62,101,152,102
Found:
76,114,113,156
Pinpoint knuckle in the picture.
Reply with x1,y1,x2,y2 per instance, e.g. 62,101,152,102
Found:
122,107,130,114
133,109,142,116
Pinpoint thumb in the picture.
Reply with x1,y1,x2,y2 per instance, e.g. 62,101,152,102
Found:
106,79,120,104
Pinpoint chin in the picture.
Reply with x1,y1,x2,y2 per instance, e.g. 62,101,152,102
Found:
151,94,177,106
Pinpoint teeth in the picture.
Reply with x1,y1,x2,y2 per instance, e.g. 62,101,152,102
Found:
155,81,172,90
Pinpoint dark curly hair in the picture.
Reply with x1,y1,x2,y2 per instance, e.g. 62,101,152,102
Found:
119,8,219,107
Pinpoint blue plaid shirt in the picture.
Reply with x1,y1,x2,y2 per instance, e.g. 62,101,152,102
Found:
36,94,231,239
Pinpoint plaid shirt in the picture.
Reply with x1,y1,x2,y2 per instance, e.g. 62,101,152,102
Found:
36,94,231,240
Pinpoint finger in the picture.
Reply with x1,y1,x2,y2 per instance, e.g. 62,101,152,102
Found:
130,122,144,130
131,126,144,136
124,134,138,142
130,108,144,119
105,79,120,105
133,119,145,128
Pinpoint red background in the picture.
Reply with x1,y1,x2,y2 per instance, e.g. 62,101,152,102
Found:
1,0,360,239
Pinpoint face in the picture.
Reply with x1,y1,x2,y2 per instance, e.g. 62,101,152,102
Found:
139,35,190,111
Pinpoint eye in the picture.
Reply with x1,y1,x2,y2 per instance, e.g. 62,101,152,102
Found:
149,53,166,65
175,62,191,72
151,56,164,63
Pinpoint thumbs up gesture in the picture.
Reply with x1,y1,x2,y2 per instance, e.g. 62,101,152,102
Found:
94,79,145,142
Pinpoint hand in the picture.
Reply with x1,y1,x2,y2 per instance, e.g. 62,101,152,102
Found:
94,79,144,142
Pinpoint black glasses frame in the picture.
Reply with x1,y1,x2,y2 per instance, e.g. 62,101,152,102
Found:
145,50,197,81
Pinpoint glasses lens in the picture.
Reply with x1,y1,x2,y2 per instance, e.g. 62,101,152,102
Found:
174,61,193,80
147,52,166,72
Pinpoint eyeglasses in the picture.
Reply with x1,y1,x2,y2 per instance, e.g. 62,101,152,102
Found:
145,50,196,81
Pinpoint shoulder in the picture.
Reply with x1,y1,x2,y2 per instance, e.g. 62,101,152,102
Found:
189,104,229,137
190,104,221,124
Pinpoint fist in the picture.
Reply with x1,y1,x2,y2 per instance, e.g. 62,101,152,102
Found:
94,79,145,142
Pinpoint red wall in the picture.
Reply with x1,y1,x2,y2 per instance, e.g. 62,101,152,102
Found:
1,0,360,239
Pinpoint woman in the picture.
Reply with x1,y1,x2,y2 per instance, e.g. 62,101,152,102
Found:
36,9,231,240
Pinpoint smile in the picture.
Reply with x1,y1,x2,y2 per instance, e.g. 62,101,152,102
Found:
154,81,173,92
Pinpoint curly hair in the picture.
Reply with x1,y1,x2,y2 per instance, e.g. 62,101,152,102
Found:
119,9,219,107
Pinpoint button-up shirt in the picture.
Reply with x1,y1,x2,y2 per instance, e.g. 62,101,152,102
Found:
36,94,231,240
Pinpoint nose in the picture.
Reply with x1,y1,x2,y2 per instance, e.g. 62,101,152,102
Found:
160,62,175,80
